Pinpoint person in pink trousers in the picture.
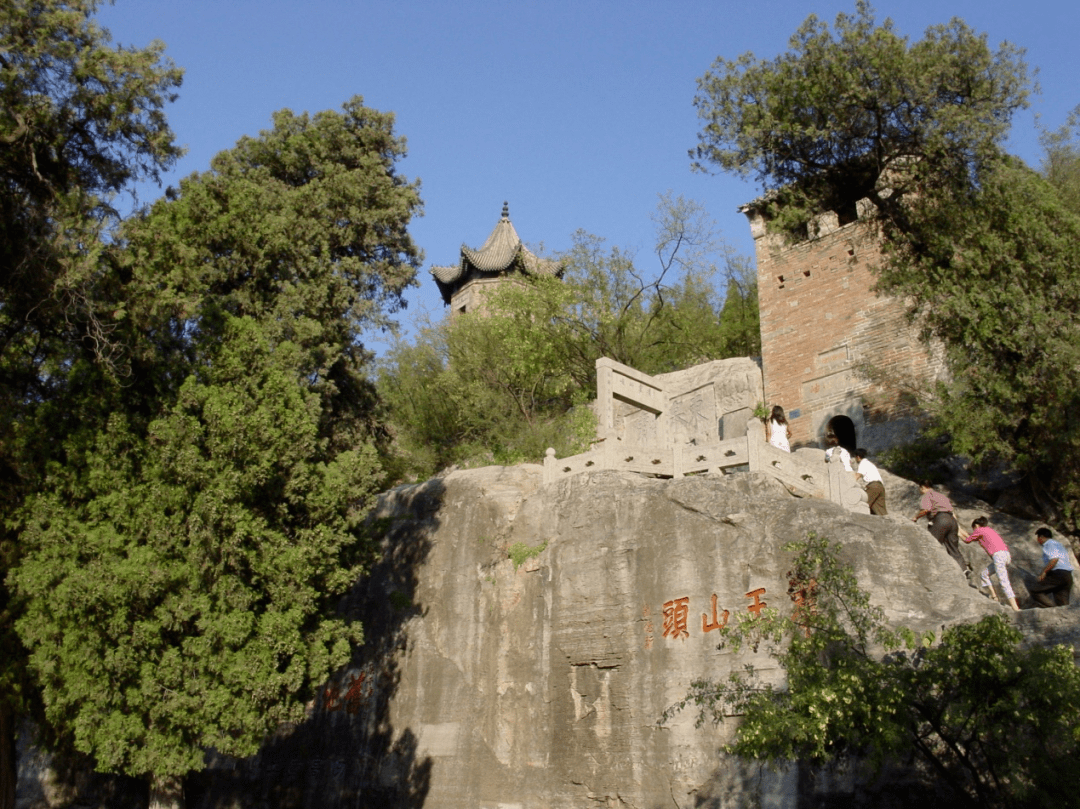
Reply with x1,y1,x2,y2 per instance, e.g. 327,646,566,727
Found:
959,516,1020,611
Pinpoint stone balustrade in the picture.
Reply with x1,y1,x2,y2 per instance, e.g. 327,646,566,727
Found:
545,356,868,513
544,417,868,513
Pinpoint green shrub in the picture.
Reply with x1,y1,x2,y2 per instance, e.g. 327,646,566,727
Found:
507,541,548,570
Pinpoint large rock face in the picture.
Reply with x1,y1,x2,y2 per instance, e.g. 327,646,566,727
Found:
186,466,1079,808
18,466,1080,808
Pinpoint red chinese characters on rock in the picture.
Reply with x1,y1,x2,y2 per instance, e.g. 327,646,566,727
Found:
745,587,768,617
322,667,377,715
702,593,730,633
662,597,690,640
650,588,773,646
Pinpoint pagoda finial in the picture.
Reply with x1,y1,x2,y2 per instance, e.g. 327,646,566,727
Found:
501,201,509,220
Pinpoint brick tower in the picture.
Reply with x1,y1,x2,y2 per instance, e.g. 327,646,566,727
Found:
742,199,945,451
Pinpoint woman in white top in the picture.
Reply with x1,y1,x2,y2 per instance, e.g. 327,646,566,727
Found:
824,443,853,471
765,405,792,452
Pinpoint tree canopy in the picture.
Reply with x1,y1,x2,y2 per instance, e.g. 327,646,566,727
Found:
11,95,421,806
14,318,378,780
0,0,183,377
875,157,1080,521
1040,104,1080,216
379,194,758,480
1,3,184,804
692,2,1080,526
117,97,421,452
692,0,1030,232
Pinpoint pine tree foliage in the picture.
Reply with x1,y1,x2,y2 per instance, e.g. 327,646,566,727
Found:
0,0,183,377
11,96,421,801
1,3,184,804
15,318,377,777
1040,105,1080,217
692,0,1030,235
118,96,422,453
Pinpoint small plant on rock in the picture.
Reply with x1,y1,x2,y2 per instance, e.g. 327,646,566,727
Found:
507,541,548,570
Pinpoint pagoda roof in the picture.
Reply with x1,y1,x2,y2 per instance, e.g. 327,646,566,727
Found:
431,202,562,305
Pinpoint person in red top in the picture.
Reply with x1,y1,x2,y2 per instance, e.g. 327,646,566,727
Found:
911,482,970,574
959,516,1020,611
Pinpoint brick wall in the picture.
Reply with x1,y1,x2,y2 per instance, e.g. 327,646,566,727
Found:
745,204,945,449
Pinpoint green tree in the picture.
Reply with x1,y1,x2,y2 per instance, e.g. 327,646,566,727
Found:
445,282,594,464
378,322,476,476
378,194,758,480
553,193,757,380
691,1,1030,233
379,304,595,479
668,534,1080,808
12,96,421,808
1041,104,1080,216
0,0,182,386
874,158,1080,525
646,262,760,365
15,319,378,806
0,2,182,804
117,97,421,449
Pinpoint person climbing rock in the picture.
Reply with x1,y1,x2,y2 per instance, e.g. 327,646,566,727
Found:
1027,527,1074,607
959,517,1020,611
852,449,886,516
912,481,970,575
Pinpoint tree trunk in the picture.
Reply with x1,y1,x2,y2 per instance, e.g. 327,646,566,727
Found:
0,702,14,809
148,774,184,809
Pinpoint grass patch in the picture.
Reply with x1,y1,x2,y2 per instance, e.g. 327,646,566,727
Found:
508,540,548,570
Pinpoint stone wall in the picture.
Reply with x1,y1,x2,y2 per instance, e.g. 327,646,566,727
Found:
18,466,1070,808
448,276,520,317
603,356,764,447
745,205,946,451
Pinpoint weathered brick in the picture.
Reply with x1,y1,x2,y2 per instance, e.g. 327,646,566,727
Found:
743,202,944,448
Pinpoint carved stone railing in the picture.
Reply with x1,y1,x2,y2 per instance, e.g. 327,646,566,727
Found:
544,418,868,514
543,356,868,513
544,436,749,481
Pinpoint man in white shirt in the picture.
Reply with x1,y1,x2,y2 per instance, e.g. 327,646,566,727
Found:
853,448,887,515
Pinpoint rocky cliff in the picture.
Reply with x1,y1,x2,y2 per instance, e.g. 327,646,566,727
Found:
18,466,1080,809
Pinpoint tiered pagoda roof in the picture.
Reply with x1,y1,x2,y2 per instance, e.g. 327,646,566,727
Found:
430,202,562,305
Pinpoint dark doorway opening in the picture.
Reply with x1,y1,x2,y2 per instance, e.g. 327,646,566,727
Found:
825,416,857,454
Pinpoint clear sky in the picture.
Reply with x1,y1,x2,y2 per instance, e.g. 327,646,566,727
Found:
96,0,1080,347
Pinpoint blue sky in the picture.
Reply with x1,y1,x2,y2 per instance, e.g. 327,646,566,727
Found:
97,0,1080,347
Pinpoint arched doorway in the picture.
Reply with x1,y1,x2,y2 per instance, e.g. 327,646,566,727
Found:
825,415,857,454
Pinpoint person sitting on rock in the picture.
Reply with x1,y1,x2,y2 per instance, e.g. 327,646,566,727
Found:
1027,527,1074,607
959,516,1020,611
